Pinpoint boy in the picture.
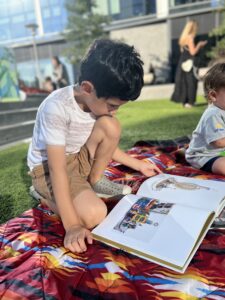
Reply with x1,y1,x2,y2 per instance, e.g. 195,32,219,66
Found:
185,63,225,175
28,39,161,254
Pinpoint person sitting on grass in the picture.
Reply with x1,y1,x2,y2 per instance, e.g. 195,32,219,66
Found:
185,63,225,175
27,39,161,254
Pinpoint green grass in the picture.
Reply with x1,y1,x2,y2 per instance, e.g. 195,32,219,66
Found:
118,96,207,149
0,97,207,224
1,97,20,102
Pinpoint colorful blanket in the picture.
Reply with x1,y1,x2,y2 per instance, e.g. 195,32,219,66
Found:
1,137,225,300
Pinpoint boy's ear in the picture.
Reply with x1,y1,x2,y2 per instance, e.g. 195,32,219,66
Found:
208,90,217,102
80,81,95,95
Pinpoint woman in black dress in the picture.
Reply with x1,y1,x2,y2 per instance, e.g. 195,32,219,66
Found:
171,20,207,108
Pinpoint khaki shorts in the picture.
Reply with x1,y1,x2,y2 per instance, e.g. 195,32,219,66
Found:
29,145,93,202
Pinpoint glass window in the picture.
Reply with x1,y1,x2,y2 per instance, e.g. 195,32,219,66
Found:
11,23,27,38
49,0,59,5
17,61,36,86
93,0,109,15
110,0,120,14
12,14,25,24
42,19,54,33
132,0,145,16
169,0,216,12
26,12,36,21
51,19,63,31
146,0,156,14
43,8,51,18
52,6,61,16
169,0,210,6
0,18,10,25
109,0,154,20
0,3,8,17
23,0,35,12
0,27,11,40
9,0,24,14
40,0,49,7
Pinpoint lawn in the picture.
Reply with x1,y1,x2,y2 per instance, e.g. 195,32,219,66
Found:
0,97,207,224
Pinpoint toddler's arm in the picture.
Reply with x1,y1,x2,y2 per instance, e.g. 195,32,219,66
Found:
211,137,225,149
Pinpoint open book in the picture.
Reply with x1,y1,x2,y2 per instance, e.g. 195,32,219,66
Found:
92,174,225,273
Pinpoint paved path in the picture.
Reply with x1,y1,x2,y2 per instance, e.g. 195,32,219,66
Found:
138,81,204,101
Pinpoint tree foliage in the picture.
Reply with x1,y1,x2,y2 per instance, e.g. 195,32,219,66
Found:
64,0,109,64
208,7,225,60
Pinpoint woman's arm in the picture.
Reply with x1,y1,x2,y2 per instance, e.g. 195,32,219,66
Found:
187,35,207,56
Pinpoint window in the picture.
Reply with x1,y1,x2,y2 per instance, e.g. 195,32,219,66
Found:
23,0,35,12
43,8,51,19
12,14,25,24
93,0,109,15
26,12,35,21
52,6,61,16
0,18,10,25
9,0,24,14
0,3,8,17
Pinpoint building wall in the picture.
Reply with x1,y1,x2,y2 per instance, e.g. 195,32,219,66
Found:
110,22,170,82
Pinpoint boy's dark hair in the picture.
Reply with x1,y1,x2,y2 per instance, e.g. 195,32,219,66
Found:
204,63,225,101
79,39,144,101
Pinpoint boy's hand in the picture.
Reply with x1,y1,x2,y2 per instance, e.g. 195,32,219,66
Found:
64,224,93,253
138,160,162,177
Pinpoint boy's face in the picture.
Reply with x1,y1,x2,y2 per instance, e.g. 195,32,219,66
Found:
86,95,128,117
78,81,128,116
210,88,225,110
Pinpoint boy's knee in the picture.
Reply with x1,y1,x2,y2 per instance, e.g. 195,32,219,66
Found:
96,116,121,140
83,200,107,229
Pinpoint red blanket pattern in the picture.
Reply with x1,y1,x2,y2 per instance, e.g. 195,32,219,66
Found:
0,138,225,299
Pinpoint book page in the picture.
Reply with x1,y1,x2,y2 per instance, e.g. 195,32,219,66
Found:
92,194,213,271
138,174,225,213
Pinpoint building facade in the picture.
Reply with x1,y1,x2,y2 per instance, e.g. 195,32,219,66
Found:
0,0,224,86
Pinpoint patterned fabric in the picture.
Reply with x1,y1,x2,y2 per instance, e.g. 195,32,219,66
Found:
1,137,225,299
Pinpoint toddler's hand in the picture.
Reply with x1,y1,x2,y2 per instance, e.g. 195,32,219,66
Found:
138,160,162,177
64,224,93,253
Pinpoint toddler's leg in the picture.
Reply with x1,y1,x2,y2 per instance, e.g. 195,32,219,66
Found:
212,157,225,176
86,116,121,185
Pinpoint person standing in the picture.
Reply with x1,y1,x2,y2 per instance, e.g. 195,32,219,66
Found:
52,56,69,88
171,20,207,108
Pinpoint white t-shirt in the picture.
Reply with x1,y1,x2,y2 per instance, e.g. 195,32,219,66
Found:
27,85,96,170
185,104,225,168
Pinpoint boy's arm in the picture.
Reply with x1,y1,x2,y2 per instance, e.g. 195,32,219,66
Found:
47,145,92,252
112,147,162,176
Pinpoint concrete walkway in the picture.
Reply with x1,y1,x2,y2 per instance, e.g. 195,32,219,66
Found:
138,81,204,101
